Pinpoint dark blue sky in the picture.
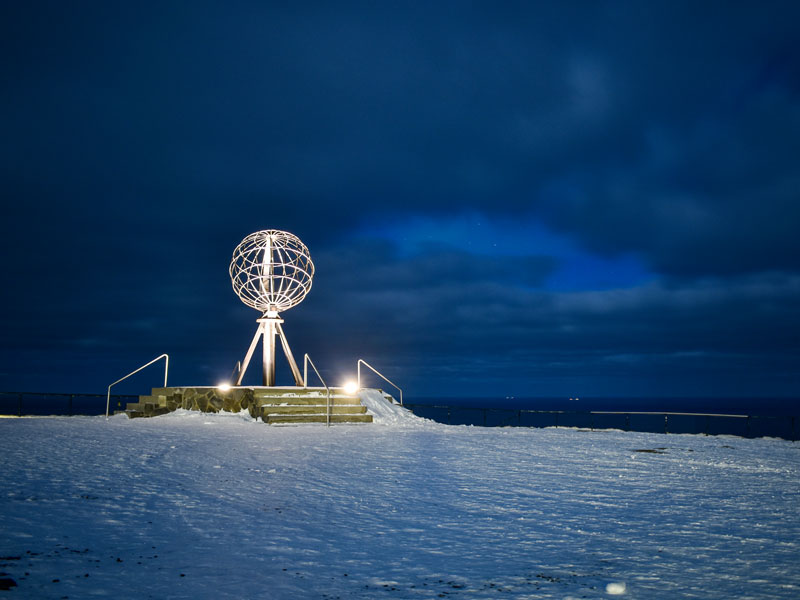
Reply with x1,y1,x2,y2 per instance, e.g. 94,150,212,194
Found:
2,1,799,400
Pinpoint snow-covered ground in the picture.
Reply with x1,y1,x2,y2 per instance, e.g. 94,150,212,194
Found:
1,396,798,599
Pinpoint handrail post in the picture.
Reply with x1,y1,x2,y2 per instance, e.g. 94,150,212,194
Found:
303,354,331,426
106,354,169,419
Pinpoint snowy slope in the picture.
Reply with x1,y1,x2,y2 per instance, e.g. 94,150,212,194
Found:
359,389,425,426
1,409,798,599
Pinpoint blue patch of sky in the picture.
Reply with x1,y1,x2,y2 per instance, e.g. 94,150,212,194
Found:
360,212,654,291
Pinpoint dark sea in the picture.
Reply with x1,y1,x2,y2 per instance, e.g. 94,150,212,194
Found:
408,396,800,417
2,393,799,418
404,397,799,440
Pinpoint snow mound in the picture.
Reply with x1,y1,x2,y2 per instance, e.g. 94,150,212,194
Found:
359,388,429,427
157,408,256,422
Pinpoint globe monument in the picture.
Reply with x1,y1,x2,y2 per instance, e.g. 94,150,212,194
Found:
229,229,314,387
113,229,392,424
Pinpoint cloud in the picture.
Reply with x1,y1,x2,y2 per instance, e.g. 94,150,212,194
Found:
314,238,557,291
1,2,798,396
289,233,800,395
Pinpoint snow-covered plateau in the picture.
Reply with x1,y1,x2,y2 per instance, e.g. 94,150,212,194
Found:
1,392,798,599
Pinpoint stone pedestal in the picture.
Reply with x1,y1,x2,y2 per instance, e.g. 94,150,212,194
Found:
123,386,375,424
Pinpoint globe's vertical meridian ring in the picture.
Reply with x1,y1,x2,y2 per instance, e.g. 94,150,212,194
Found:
229,230,314,313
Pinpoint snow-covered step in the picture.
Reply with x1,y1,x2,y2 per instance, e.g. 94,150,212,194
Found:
260,404,367,415
257,396,363,406
264,413,373,425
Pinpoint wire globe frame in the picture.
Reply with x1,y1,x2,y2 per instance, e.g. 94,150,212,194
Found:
229,230,314,314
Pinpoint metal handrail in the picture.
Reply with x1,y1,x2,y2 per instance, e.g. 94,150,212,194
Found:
303,354,331,427
356,359,403,405
106,354,169,419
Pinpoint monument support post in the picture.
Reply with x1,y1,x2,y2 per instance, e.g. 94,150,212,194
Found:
262,316,278,386
237,312,301,387
276,322,304,386
236,322,263,386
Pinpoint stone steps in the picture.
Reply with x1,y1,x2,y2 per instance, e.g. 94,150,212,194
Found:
256,390,372,424
263,413,373,425
255,396,364,406
261,404,367,415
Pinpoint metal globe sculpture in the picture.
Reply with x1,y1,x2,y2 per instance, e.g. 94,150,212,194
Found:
229,230,314,314
229,230,314,386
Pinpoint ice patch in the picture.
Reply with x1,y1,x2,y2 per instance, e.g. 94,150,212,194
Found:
606,581,627,594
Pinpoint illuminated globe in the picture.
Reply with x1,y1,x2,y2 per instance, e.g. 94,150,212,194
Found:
229,230,314,313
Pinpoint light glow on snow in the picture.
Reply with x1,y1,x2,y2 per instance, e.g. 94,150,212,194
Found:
343,380,359,395
217,383,231,392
